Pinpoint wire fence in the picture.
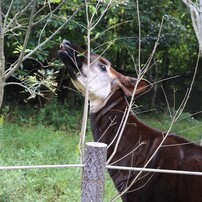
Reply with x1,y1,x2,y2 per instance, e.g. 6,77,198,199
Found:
0,160,202,176
0,142,202,201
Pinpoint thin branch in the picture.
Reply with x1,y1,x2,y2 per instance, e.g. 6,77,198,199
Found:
173,50,199,121
90,20,133,42
24,6,82,60
176,110,202,122
141,18,164,75
5,5,82,81
107,107,128,163
32,0,66,26
91,0,113,30
5,0,36,80
79,0,91,163
109,141,146,166
161,85,172,119
4,1,33,33
137,0,141,73
4,82,33,95
97,116,117,142
111,47,200,202
79,0,114,162
37,15,50,45
3,0,14,28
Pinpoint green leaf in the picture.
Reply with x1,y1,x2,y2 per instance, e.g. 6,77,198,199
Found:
50,0,61,3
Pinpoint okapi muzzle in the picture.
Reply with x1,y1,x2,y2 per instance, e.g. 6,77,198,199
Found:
58,40,86,80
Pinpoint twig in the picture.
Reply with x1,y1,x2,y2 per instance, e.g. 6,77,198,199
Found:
4,1,33,33
79,0,91,163
5,5,82,81
4,82,33,96
79,0,114,162
32,0,66,26
137,0,141,74
112,41,200,202
161,85,172,119
5,0,36,80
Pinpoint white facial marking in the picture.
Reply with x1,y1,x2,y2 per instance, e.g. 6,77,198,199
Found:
72,57,115,112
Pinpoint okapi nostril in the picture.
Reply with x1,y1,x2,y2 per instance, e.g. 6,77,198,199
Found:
62,39,71,46
60,44,64,49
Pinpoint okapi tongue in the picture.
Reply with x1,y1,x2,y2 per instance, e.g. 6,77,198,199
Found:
58,50,78,80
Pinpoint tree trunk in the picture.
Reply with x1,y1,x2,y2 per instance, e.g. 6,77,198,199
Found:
182,0,202,53
81,142,107,202
0,2,5,109
0,71,5,109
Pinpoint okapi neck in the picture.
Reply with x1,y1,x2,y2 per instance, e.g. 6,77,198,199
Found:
90,89,145,141
90,89,127,118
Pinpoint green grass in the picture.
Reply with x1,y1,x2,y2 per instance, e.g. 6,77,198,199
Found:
0,108,201,201
0,122,120,202
140,113,202,142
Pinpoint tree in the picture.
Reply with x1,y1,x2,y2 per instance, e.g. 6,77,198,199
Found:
0,0,82,108
182,0,202,53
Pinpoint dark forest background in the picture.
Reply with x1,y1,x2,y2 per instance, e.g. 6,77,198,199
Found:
1,0,202,118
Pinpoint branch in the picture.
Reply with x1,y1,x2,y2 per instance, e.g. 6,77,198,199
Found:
32,0,66,26
4,1,33,33
5,0,36,80
79,0,91,162
22,6,82,60
3,0,14,29
5,4,83,81
91,0,113,30
182,0,191,8
0,1,5,80
79,0,114,162
4,82,33,96
90,20,133,42
112,37,200,202
141,18,164,75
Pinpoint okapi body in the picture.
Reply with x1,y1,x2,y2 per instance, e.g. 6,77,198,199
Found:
58,40,202,202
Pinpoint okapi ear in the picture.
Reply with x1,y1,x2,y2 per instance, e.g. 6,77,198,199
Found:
119,76,152,98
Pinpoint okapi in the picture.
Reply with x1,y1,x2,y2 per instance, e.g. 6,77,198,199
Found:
58,40,202,202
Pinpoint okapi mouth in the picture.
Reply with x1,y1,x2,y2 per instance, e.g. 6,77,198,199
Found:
58,40,86,80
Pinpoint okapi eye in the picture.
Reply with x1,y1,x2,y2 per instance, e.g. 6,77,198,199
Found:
99,64,107,72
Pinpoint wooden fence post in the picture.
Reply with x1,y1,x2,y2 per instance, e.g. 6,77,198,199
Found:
81,142,107,202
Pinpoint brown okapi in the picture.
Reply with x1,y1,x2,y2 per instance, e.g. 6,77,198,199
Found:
58,40,202,202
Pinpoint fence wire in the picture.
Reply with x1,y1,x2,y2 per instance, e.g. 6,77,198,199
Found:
0,163,202,176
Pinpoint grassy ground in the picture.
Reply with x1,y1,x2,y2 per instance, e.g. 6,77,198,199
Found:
140,113,202,141
0,122,121,202
0,109,201,201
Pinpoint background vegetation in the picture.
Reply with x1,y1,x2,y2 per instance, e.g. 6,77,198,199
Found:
1,0,202,115
0,101,201,201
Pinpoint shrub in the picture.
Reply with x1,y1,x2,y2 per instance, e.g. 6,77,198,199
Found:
3,99,83,132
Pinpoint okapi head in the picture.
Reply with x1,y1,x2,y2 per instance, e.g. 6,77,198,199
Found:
58,40,152,112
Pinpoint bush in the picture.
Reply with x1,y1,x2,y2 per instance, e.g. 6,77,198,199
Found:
3,99,83,133
37,99,82,132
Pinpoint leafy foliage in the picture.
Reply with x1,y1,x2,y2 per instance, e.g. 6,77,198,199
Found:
3,98,83,132
2,0,201,111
